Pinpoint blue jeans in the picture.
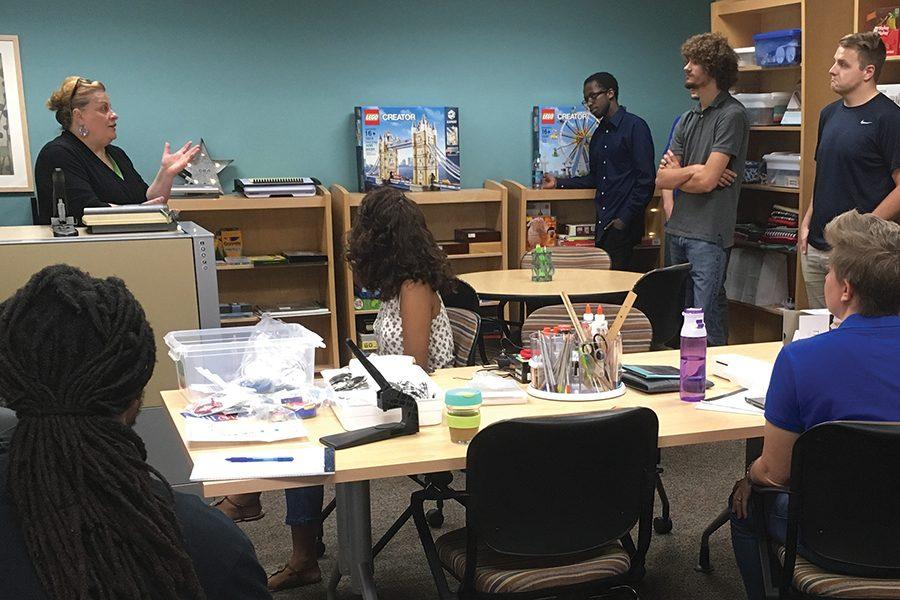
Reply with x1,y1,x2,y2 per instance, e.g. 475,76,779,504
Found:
285,486,324,526
731,492,790,600
666,234,729,346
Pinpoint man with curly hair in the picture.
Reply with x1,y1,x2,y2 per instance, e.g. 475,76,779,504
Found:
656,32,749,346
799,32,900,309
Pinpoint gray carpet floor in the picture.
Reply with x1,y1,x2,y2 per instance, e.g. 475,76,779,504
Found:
238,439,749,599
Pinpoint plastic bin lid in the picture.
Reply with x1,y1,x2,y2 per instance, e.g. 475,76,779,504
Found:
753,29,801,41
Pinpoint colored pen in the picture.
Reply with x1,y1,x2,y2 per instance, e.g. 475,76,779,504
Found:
226,456,294,463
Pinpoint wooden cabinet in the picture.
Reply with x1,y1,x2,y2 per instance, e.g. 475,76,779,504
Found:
712,0,853,343
168,188,340,371
331,182,508,364
503,180,664,272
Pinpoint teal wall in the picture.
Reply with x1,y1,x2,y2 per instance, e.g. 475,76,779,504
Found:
1,0,710,225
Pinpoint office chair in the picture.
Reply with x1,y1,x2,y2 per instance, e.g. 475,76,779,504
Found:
313,309,481,557
441,278,501,364
520,245,612,270
754,421,900,599
631,263,692,350
520,301,672,534
412,408,658,600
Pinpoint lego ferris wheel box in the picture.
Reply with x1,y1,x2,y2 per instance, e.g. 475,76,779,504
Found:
533,105,598,180
355,106,461,192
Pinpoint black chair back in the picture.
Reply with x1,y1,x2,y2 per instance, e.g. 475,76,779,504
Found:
465,407,658,558
440,278,481,313
787,421,900,579
632,263,691,349
30,196,41,225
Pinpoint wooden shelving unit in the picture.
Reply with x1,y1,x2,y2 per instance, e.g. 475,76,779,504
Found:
169,188,340,371
712,0,853,343
331,181,508,364
502,180,664,273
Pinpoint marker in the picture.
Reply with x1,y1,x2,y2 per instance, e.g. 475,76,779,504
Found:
226,456,294,463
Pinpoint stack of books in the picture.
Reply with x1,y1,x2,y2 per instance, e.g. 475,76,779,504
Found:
82,205,176,234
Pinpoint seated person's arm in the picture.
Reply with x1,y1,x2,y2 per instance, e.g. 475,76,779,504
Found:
399,280,436,369
750,347,803,488
677,151,733,194
749,421,799,487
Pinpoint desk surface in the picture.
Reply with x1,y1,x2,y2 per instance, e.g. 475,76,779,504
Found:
160,342,779,497
459,269,642,299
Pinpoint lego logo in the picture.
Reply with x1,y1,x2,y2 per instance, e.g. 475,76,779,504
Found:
541,109,555,124
364,109,380,125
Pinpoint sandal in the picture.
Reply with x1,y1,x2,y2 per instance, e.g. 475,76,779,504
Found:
267,562,322,591
213,496,266,523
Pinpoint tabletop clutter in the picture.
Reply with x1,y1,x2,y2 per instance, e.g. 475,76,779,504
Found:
166,277,766,474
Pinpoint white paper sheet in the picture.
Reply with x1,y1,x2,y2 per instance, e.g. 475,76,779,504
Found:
189,446,334,481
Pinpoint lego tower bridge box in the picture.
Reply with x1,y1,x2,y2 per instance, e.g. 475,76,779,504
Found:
533,105,598,183
355,106,461,192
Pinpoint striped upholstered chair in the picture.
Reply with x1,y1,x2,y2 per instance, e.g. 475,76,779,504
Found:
520,245,612,270
521,302,652,354
445,307,481,367
756,422,900,599
411,408,657,599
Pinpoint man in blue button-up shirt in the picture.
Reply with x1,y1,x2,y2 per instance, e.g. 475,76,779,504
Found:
543,72,656,271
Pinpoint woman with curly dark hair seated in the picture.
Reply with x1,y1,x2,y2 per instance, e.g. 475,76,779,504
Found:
265,186,456,592
346,186,456,371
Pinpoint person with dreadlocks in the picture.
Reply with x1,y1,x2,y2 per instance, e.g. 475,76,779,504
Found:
0,265,271,600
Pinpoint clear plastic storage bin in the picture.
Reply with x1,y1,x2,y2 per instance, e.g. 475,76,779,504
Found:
753,29,801,67
762,152,801,188
734,93,775,125
735,46,756,68
164,324,323,399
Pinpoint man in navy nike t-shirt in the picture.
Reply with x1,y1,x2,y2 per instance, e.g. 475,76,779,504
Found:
800,32,900,308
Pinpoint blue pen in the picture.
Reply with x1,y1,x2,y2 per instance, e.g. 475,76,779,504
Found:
226,456,294,463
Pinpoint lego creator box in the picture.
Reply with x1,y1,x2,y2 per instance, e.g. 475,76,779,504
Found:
533,105,598,181
355,106,461,192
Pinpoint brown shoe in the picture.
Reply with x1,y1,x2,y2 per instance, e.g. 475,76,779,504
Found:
213,496,265,523
267,562,322,591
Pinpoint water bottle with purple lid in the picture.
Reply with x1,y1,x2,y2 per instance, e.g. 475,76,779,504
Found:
680,307,707,402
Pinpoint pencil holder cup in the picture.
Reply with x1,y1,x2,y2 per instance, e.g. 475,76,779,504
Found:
531,250,555,282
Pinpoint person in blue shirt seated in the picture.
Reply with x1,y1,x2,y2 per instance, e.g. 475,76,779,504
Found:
729,210,900,600
0,265,270,600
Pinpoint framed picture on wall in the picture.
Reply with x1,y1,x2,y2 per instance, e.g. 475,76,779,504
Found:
0,35,33,192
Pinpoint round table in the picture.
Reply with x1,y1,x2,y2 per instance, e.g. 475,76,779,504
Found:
459,269,642,301
458,268,643,341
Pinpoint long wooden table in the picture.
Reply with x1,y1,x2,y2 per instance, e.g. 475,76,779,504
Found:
161,342,778,599
458,268,642,301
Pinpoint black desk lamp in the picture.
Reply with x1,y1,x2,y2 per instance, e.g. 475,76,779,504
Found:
320,339,420,450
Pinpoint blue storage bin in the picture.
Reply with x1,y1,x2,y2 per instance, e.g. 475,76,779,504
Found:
753,29,801,67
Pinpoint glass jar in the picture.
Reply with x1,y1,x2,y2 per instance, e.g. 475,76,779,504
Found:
444,388,482,444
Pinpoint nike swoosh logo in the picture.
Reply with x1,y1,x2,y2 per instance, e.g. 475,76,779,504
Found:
860,120,873,125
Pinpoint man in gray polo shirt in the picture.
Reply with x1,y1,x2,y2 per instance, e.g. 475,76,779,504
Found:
657,32,749,346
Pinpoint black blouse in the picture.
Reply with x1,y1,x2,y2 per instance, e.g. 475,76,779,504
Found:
34,130,149,224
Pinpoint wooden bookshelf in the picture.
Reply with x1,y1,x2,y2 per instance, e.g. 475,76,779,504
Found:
331,182,508,364
502,180,664,273
713,0,853,343
168,188,340,371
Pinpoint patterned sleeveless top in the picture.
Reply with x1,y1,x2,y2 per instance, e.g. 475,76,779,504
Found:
373,296,455,372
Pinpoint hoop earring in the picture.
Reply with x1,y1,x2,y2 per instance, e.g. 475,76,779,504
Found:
78,124,88,137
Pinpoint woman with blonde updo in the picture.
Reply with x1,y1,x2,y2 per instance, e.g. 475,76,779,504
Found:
33,76,199,224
